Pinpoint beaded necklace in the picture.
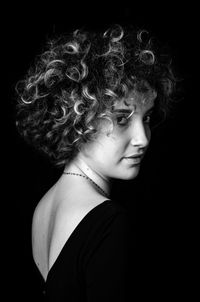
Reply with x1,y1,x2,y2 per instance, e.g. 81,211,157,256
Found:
63,172,109,199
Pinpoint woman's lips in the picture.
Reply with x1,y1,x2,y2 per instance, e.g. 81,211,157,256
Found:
124,156,142,164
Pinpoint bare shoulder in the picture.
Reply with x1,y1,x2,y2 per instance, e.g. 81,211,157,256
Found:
32,178,110,279
53,194,108,236
48,194,108,270
32,184,56,232
31,184,57,269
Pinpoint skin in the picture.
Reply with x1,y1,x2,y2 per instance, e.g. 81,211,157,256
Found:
73,88,156,185
32,87,157,281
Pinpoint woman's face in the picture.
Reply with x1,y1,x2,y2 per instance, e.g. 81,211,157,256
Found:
79,89,156,181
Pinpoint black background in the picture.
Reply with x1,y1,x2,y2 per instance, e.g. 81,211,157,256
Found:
4,2,197,300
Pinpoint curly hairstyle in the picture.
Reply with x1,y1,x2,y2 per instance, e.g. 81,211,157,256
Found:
15,24,177,167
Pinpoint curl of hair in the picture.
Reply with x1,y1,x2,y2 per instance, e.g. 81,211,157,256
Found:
16,24,177,167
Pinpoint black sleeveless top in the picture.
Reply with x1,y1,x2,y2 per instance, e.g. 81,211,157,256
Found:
39,199,135,301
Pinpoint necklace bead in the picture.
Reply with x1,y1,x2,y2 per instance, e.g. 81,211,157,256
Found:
63,172,109,198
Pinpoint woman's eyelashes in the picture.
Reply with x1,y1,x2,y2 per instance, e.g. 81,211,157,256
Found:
116,115,130,126
116,112,153,127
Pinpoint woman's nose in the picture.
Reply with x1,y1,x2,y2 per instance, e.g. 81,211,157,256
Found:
130,121,150,148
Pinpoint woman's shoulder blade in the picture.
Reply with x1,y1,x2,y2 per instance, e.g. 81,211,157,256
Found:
46,199,128,279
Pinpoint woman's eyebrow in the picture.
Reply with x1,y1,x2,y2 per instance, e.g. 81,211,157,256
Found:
113,109,135,119
113,109,133,114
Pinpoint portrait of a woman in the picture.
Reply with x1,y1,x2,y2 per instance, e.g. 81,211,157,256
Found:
15,24,176,301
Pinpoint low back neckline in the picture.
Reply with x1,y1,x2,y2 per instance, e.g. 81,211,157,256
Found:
45,199,112,283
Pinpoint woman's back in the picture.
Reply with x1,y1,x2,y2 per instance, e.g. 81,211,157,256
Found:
15,24,176,301
32,174,108,281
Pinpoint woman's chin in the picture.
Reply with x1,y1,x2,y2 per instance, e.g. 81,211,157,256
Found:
114,165,141,180
125,167,140,180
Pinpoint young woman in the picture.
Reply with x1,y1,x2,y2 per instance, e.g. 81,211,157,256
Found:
16,24,176,301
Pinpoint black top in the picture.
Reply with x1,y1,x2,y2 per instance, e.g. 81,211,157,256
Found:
42,199,135,301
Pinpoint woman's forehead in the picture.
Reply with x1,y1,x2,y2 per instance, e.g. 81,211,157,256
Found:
114,88,157,111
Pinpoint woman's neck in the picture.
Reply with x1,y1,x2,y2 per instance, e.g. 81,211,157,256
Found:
65,156,111,198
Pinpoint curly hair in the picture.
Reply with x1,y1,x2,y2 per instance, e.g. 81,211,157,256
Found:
15,24,177,167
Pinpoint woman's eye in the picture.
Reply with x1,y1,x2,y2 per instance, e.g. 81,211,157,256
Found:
116,115,129,126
